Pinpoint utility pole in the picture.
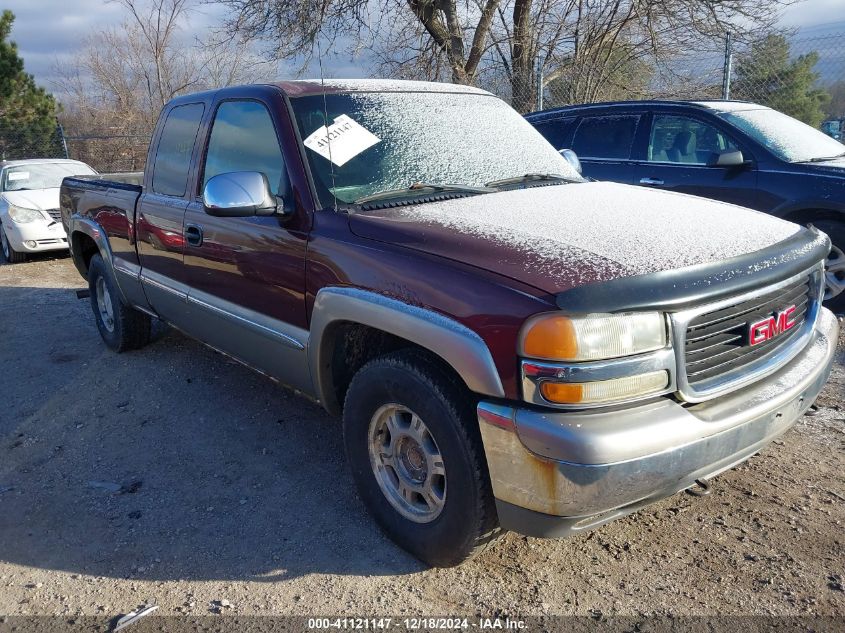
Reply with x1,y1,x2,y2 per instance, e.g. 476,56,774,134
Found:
536,52,544,111
722,32,733,100
57,121,69,159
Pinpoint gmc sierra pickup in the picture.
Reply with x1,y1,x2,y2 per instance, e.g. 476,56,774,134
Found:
61,80,839,568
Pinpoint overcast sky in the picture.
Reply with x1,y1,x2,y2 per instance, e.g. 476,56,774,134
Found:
4,0,845,90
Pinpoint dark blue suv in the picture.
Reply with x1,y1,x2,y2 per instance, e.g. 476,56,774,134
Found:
526,100,845,311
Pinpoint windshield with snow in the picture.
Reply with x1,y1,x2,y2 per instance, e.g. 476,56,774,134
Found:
1,162,96,192
717,107,845,163
291,91,582,206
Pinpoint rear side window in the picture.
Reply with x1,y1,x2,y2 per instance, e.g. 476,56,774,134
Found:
531,116,577,150
152,103,205,197
572,115,639,160
202,100,285,194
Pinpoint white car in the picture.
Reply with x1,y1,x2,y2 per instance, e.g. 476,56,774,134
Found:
0,159,97,263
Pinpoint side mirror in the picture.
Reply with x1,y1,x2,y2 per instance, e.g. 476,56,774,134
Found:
559,148,582,175
708,150,745,168
202,171,280,217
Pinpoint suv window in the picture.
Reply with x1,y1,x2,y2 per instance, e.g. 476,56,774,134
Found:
152,103,205,197
648,115,738,164
532,116,577,151
203,100,285,194
572,115,639,160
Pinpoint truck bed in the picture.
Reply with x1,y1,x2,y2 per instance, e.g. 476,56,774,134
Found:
61,174,145,279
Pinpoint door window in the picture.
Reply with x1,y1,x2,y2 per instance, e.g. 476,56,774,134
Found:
152,103,205,197
532,116,577,151
648,115,738,164
202,101,286,195
571,115,639,160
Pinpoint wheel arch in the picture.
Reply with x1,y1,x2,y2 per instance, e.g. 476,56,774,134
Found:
308,287,505,416
69,216,114,279
775,201,845,226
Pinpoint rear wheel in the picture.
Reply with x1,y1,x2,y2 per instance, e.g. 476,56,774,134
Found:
810,220,845,314
343,350,500,567
0,222,26,263
88,254,151,352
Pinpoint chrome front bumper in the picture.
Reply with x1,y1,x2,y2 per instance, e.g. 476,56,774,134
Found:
478,308,839,538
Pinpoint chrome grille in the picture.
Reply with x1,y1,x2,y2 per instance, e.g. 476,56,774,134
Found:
45,208,62,222
674,268,821,401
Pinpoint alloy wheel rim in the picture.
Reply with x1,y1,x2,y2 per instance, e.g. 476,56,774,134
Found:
95,276,115,333
823,243,845,301
368,403,447,523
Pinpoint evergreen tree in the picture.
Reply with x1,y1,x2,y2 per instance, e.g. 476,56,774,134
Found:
0,10,62,160
734,33,829,127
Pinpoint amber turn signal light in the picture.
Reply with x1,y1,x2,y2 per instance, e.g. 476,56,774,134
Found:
539,382,583,403
522,316,578,360
538,371,670,405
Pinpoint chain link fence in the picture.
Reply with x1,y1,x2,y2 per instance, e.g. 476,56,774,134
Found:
0,125,67,163
63,135,152,173
0,128,152,173
2,30,842,173
530,30,845,124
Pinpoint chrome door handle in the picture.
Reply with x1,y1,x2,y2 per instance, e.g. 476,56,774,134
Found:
639,177,664,186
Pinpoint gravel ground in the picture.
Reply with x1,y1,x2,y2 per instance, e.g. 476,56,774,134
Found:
0,253,843,621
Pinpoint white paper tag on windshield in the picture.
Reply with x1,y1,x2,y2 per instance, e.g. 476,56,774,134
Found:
7,172,29,181
303,114,380,167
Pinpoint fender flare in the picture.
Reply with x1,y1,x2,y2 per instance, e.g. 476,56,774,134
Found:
308,287,506,415
69,215,115,273
67,215,133,304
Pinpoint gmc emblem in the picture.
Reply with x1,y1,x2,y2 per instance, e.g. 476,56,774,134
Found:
748,305,797,346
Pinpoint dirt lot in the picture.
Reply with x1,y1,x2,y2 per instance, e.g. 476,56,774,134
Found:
0,254,843,622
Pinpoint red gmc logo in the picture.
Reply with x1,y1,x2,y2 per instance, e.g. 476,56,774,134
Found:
748,305,797,346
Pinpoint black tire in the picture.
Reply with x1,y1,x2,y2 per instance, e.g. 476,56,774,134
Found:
810,220,845,315
0,221,26,263
343,350,500,567
88,254,151,352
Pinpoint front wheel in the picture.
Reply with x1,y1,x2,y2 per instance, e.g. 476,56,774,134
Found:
0,222,26,263
810,220,845,314
88,254,151,352
343,351,500,567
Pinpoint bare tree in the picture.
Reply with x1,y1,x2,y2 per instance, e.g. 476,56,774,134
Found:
53,0,275,138
217,0,800,111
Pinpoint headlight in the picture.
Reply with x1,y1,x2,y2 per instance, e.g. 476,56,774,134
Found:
520,312,672,406
7,205,43,224
520,312,667,361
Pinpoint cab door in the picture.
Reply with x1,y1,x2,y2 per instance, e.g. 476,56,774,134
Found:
136,102,205,328
633,112,759,209
569,113,641,184
181,93,311,392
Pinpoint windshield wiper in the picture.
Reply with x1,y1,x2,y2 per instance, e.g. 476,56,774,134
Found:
485,173,577,188
354,182,494,205
802,152,845,163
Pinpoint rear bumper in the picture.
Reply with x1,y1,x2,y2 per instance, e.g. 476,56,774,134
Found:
478,308,839,538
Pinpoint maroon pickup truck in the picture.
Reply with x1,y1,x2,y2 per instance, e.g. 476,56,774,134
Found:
60,80,839,567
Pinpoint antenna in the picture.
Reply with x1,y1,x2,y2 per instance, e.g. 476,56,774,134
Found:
316,36,338,212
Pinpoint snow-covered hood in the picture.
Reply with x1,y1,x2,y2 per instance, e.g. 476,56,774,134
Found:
349,181,802,295
2,188,60,212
